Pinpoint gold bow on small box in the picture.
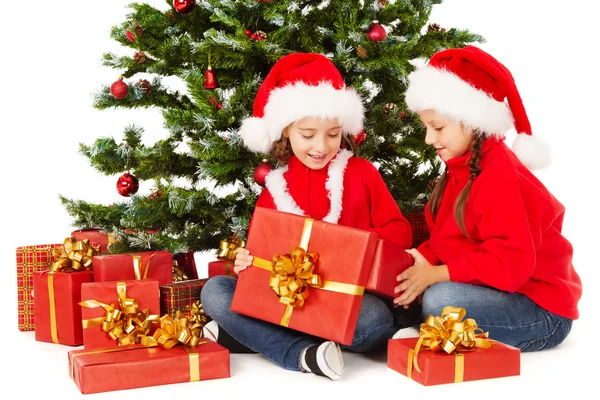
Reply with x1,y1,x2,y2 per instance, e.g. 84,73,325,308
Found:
407,306,491,382
172,260,189,282
52,237,98,272
152,301,212,349
217,233,245,261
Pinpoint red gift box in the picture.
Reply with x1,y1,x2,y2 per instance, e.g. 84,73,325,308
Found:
230,207,378,345
208,260,235,278
160,279,208,318
388,337,520,386
33,270,92,346
69,342,230,394
71,229,113,253
80,279,161,350
365,239,413,298
16,243,63,331
93,250,172,286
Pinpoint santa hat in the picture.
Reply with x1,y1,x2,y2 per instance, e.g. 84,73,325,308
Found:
405,46,550,169
239,53,364,153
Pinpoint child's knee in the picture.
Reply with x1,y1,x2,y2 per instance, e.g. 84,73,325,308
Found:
421,282,462,317
200,276,236,319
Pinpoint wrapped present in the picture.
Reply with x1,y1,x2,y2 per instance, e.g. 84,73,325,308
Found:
208,260,235,278
33,270,92,346
160,279,209,319
71,229,114,253
388,307,520,386
93,250,172,286
365,239,414,298
173,250,199,280
80,279,161,350
16,243,63,331
230,207,378,345
69,342,230,394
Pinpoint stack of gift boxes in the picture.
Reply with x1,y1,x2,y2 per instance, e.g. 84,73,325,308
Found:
16,209,520,393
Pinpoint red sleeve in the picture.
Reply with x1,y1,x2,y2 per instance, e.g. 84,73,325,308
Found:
255,189,276,210
445,171,540,292
363,162,413,248
416,203,440,264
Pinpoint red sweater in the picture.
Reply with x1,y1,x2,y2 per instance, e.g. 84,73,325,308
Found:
256,151,412,248
418,139,582,319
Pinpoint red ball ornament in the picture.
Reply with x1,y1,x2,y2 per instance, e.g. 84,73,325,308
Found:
253,159,273,187
354,130,366,145
367,20,387,41
245,29,251,36
126,29,136,43
116,171,139,197
250,33,257,40
216,103,223,110
173,0,195,14
110,77,129,99
399,111,406,119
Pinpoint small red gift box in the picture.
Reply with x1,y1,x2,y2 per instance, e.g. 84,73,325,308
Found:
208,260,235,278
93,250,172,286
68,342,230,394
80,279,161,350
71,229,113,253
16,243,63,331
160,279,209,318
173,250,199,280
365,239,413,299
388,337,520,385
230,207,378,345
33,270,92,346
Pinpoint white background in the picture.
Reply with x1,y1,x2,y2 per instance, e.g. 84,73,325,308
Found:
2,1,598,398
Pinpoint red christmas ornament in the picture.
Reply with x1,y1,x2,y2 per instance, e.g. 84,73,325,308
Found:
110,77,129,99
367,20,387,41
204,66,219,89
217,103,223,110
173,0,195,14
253,159,273,187
354,130,366,145
126,25,143,42
250,33,257,40
126,30,136,43
399,111,406,119
116,171,139,197
245,29,251,36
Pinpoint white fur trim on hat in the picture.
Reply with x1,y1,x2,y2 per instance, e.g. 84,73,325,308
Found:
512,133,551,169
241,82,364,153
405,66,514,137
264,149,353,224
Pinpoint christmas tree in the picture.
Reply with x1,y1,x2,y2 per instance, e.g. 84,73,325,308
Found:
60,0,482,255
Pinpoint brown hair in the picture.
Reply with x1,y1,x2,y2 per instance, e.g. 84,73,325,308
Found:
269,128,359,165
429,133,484,239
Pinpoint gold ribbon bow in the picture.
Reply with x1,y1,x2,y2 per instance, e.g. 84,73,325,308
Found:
80,282,160,346
409,306,491,379
251,218,365,327
172,260,189,282
52,237,97,272
151,309,211,349
269,247,321,308
217,233,245,260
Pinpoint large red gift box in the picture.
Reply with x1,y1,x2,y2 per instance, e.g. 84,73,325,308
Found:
16,243,63,331
92,250,172,286
80,279,161,350
365,239,413,299
388,337,520,386
33,270,92,346
69,342,230,394
230,207,378,345
71,229,113,253
208,260,235,277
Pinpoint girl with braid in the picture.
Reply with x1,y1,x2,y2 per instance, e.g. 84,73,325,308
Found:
391,46,582,351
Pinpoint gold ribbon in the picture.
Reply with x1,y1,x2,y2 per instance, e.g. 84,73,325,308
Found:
217,233,245,260
47,272,58,344
52,237,97,272
172,260,189,282
80,281,160,346
152,310,210,349
130,253,155,280
251,218,365,327
408,306,491,382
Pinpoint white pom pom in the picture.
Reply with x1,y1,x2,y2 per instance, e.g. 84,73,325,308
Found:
512,133,551,170
239,117,272,153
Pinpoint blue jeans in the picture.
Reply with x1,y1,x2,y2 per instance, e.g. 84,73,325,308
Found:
201,276,412,371
421,282,573,351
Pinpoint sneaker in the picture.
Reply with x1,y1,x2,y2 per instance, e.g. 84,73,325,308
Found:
392,326,420,339
301,341,344,380
203,321,256,353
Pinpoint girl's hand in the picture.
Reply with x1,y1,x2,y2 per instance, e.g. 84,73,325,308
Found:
234,248,253,275
393,248,446,307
